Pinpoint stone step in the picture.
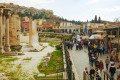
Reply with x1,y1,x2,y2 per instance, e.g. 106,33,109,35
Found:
4,52,18,56
3,52,24,56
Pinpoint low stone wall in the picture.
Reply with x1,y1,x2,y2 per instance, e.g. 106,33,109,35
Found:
62,44,68,80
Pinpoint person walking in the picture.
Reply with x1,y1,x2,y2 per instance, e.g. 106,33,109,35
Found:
90,67,95,80
100,44,103,57
99,60,104,72
85,67,89,75
70,41,73,50
76,42,79,50
95,59,100,69
109,63,116,80
105,56,110,70
91,54,95,67
96,68,101,80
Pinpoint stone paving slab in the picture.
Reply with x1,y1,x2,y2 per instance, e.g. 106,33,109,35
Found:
69,47,90,80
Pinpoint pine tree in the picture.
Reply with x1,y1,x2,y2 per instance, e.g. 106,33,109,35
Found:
94,15,97,23
98,16,101,23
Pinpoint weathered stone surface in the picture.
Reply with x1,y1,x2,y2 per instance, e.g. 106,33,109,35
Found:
9,14,21,46
23,57,32,60
38,74,45,77
44,57,50,62
42,61,47,67
47,52,51,57
4,52,18,56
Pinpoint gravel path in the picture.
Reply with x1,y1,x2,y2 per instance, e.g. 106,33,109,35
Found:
13,43,55,78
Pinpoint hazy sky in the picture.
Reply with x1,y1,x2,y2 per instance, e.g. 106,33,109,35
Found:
0,0,120,21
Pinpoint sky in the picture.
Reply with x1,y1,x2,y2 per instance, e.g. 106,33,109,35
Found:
0,0,120,22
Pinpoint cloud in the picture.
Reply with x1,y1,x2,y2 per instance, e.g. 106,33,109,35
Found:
96,6,120,12
88,0,100,4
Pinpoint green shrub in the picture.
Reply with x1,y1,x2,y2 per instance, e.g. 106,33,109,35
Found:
55,44,62,50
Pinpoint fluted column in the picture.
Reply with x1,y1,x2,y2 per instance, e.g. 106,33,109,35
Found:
0,8,4,53
4,8,11,52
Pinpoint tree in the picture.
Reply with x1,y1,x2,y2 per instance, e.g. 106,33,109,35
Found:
94,15,97,23
91,19,94,23
98,16,101,23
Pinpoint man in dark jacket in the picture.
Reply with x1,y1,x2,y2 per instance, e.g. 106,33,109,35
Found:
90,67,95,80
109,64,116,80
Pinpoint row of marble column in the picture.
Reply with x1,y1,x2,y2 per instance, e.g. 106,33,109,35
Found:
0,6,11,53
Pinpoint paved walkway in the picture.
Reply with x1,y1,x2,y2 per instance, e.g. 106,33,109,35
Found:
69,46,119,80
69,47,90,80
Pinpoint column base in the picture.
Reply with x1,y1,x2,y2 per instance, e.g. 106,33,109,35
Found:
4,45,11,52
0,48,4,53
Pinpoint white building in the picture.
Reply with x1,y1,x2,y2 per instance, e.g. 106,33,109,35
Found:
60,21,80,33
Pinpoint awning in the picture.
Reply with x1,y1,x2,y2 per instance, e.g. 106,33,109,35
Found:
111,38,120,44
108,35,115,38
95,30,106,33
89,34,104,39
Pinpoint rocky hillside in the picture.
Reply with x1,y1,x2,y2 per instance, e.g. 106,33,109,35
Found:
0,3,82,25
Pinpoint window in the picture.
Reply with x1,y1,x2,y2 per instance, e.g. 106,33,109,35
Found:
25,28,27,31
25,24,27,27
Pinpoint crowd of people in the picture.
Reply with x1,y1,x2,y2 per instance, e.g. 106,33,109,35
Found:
65,37,120,80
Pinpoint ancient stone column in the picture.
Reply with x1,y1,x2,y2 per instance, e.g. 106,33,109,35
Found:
4,8,11,52
29,17,32,46
0,8,4,53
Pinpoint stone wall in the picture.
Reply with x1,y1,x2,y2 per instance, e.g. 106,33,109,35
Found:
9,15,21,46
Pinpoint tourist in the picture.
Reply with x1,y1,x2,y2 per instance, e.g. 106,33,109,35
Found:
110,57,114,65
105,56,110,70
90,67,95,80
78,42,81,50
96,68,101,80
85,67,89,75
109,63,116,80
100,44,103,57
117,65,120,80
105,43,109,54
76,42,79,50
70,41,73,50
90,54,95,67
95,59,100,69
99,60,104,72
80,42,83,49
110,46,113,54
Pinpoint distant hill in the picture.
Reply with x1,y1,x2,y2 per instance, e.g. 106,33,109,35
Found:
1,3,82,25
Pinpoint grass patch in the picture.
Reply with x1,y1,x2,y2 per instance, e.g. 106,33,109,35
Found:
37,50,64,75
49,42,60,47
0,54,19,63
0,54,34,80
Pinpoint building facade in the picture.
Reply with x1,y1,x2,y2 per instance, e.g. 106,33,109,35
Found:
60,21,80,33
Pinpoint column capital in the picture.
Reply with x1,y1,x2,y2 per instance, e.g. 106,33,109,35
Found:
0,9,3,16
4,8,11,16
